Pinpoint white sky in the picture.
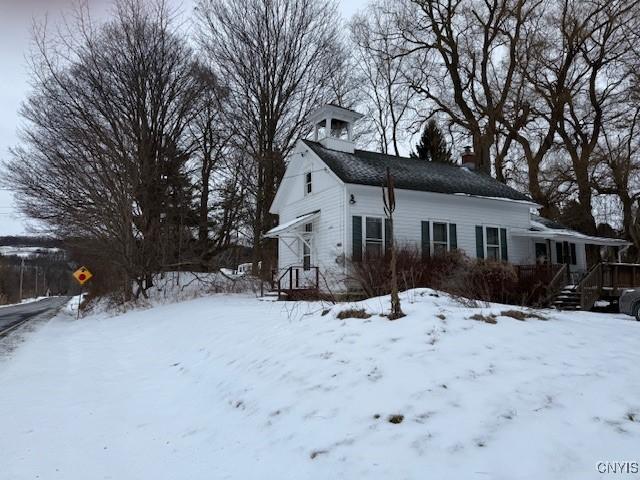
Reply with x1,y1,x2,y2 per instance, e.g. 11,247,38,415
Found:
0,0,367,236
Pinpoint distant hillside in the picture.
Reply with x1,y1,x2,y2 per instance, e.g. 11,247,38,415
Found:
0,236,63,249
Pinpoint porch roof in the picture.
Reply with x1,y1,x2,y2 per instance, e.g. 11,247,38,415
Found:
512,216,630,246
264,211,319,238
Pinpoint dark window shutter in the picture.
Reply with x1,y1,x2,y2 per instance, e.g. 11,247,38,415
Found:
352,216,362,262
500,228,508,261
421,221,430,259
570,243,577,265
556,242,563,264
475,226,484,259
449,224,457,250
384,218,392,253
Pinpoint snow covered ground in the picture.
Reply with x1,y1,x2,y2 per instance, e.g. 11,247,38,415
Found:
1,289,639,480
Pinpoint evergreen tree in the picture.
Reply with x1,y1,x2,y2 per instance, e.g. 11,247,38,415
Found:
411,120,453,163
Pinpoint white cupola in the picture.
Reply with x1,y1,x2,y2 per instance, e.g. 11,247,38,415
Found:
307,104,363,154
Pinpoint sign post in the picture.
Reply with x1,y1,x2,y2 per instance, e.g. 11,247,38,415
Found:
72,266,93,319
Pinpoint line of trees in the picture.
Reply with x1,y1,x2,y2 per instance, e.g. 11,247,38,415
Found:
2,0,639,301
0,252,75,304
353,0,640,248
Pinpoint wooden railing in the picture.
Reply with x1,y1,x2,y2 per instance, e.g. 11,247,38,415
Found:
545,264,569,305
514,263,566,306
276,266,319,297
578,263,603,311
515,263,563,286
601,263,640,291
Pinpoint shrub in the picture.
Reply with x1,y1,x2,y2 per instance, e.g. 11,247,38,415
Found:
348,246,521,305
500,309,547,321
336,308,372,320
469,313,498,324
349,246,467,298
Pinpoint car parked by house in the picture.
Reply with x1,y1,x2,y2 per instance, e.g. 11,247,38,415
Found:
619,289,640,321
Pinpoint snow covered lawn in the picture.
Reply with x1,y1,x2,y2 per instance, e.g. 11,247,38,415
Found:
1,290,639,479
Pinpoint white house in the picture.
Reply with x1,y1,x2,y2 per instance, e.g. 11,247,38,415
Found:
266,104,628,293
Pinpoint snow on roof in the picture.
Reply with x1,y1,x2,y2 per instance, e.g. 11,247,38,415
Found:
264,211,319,238
511,215,631,246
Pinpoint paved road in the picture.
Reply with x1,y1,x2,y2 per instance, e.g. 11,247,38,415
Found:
0,297,70,334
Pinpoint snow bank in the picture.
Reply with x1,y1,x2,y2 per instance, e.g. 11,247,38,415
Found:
82,271,262,317
1,289,639,479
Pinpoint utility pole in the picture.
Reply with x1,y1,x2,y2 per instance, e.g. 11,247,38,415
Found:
19,258,25,301
35,265,38,298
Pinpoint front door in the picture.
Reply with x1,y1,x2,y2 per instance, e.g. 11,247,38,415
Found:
535,242,549,264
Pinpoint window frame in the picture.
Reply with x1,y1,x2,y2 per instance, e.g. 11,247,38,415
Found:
304,171,312,196
364,216,384,258
302,222,313,270
431,221,450,255
424,220,456,256
481,225,503,260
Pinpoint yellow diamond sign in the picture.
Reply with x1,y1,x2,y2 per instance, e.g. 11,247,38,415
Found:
73,266,93,286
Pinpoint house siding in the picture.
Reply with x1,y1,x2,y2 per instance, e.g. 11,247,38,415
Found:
273,146,347,289
346,184,533,265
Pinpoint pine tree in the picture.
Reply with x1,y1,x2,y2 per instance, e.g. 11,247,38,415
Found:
411,120,453,163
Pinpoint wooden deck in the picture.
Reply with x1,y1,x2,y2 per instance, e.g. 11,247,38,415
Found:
578,263,640,310
513,262,640,310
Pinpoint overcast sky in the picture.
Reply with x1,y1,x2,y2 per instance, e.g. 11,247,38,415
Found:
0,0,366,236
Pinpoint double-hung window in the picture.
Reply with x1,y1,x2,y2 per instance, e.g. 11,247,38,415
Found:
485,227,500,260
304,171,312,195
421,221,457,257
475,225,508,261
365,217,383,258
432,222,449,255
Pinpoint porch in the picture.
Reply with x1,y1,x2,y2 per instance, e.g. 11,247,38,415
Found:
522,262,640,311
272,265,320,300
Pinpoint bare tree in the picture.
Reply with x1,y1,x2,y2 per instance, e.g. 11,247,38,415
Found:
3,0,203,298
383,167,404,319
395,0,540,180
592,107,640,257
551,0,638,234
350,0,416,156
196,0,345,275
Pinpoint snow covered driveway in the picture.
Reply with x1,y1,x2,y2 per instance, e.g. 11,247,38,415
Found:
1,290,639,479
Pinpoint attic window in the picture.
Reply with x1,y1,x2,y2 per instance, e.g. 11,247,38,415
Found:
304,171,312,195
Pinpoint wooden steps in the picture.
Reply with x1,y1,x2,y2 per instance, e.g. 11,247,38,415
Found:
551,285,582,311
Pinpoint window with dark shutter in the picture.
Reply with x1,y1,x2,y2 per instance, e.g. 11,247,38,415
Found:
449,224,457,249
352,216,362,262
421,221,430,259
500,228,508,261
365,217,383,258
475,226,484,259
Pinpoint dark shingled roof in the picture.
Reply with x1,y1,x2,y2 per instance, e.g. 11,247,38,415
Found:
303,140,534,203
531,214,569,230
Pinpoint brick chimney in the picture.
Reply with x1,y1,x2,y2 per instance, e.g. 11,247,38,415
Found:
461,146,475,170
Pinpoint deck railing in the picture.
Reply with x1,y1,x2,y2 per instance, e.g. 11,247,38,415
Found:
600,262,640,291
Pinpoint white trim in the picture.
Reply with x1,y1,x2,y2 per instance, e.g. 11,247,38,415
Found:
484,225,501,260
364,215,384,257
428,219,455,255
